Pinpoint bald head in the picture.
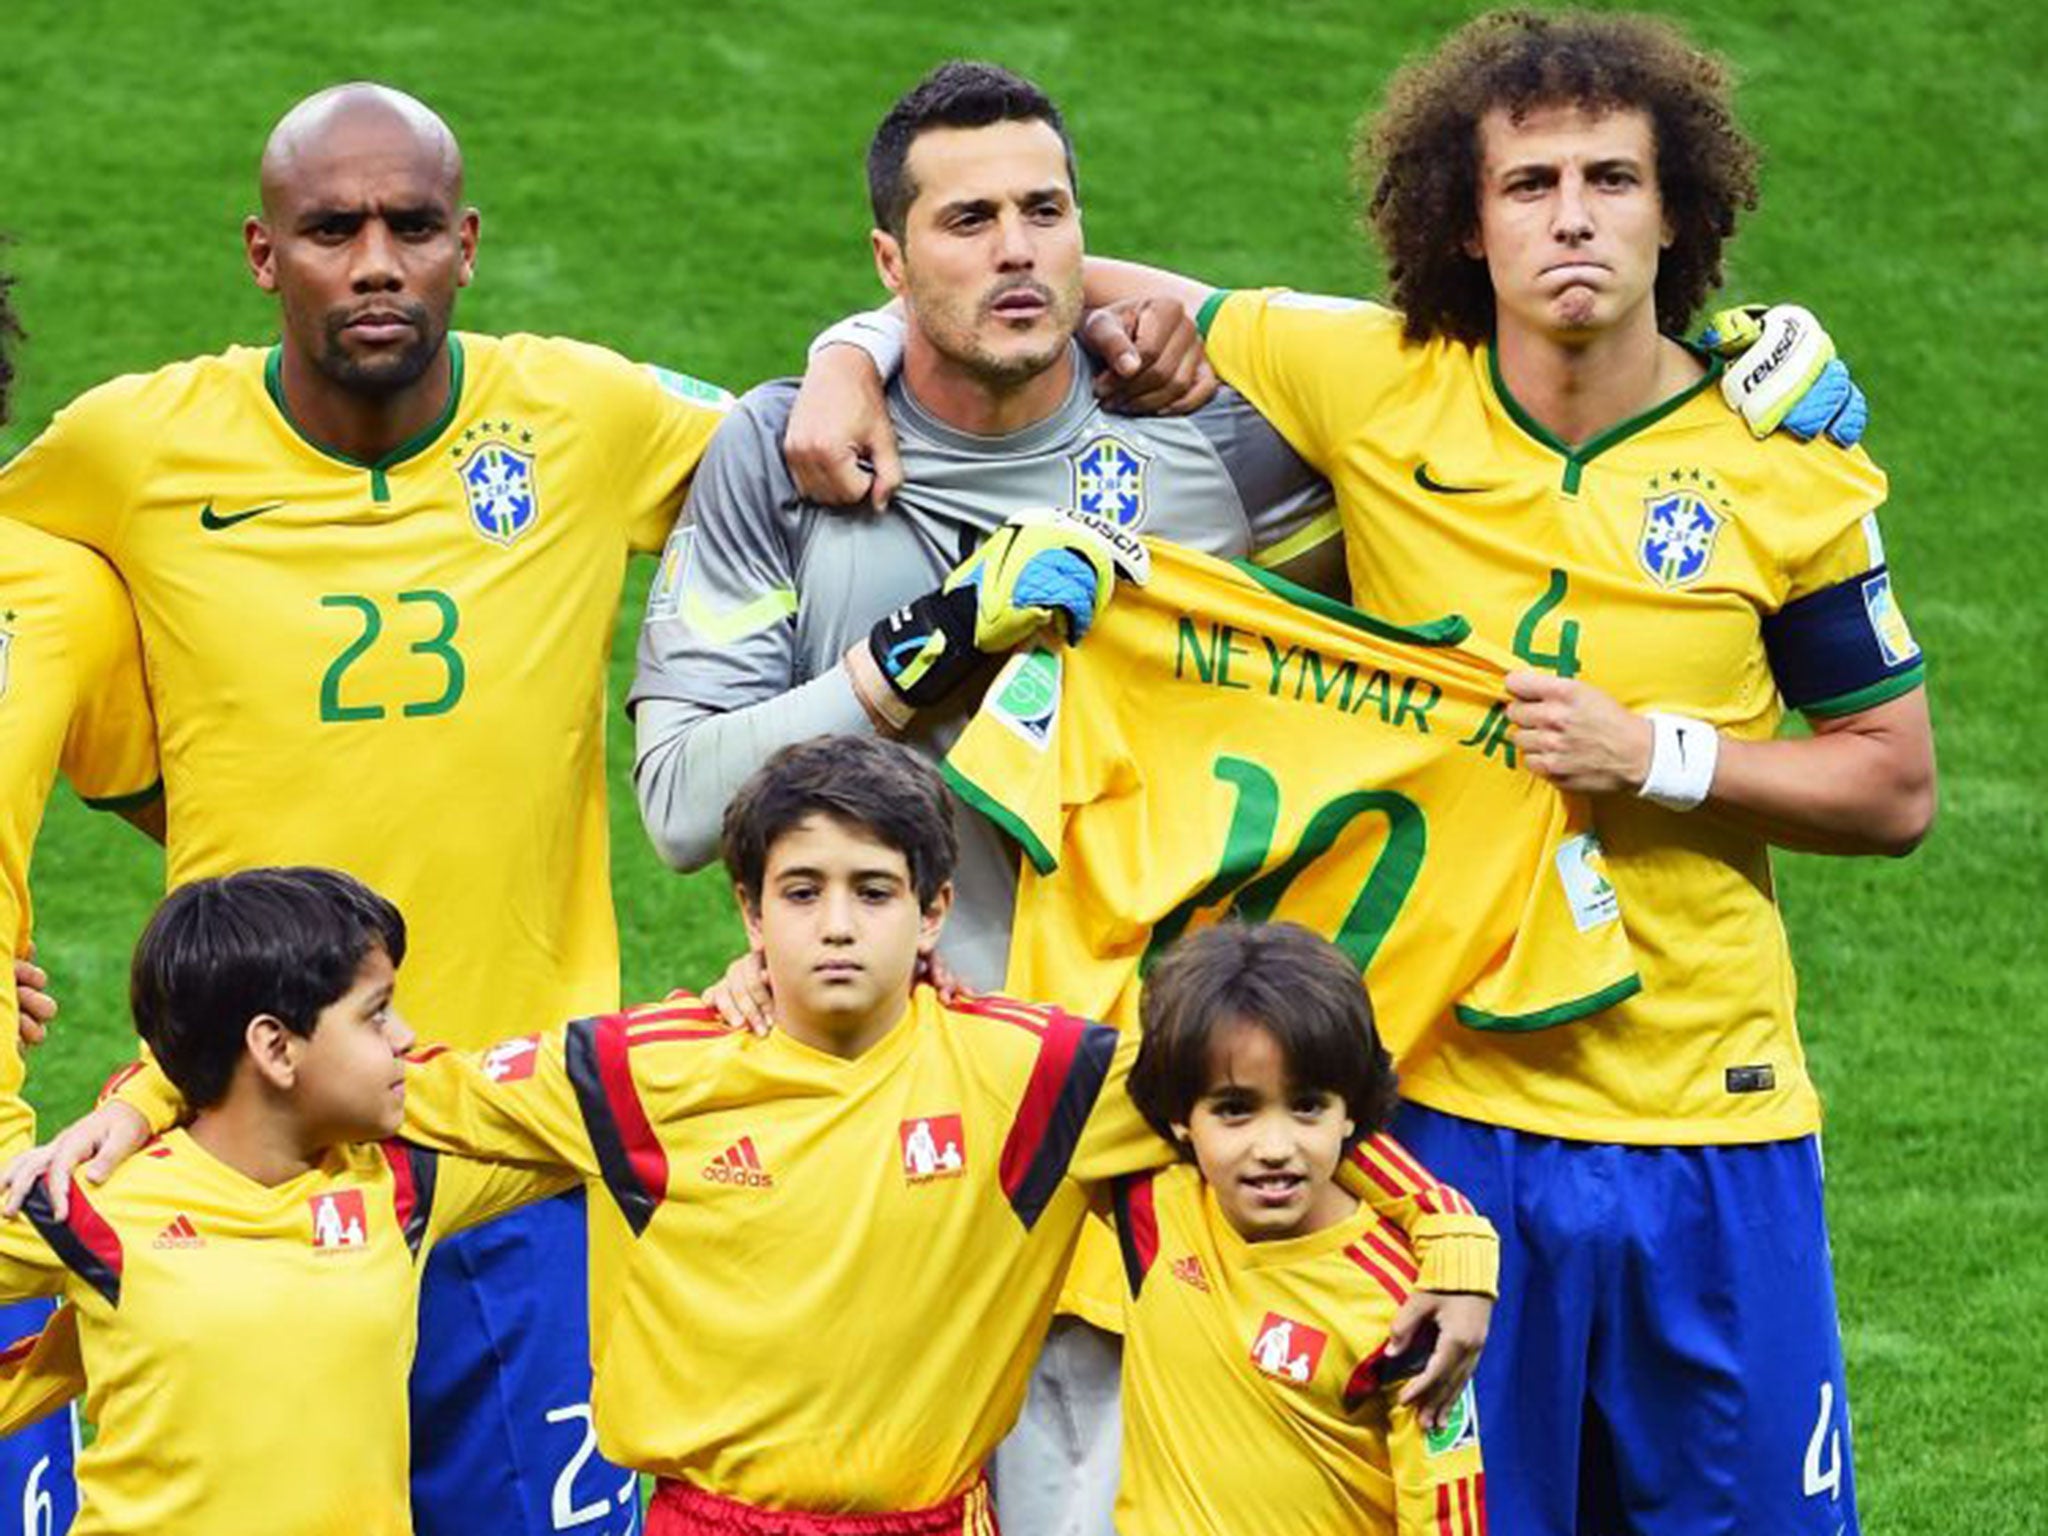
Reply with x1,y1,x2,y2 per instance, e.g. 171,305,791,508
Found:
260,83,463,217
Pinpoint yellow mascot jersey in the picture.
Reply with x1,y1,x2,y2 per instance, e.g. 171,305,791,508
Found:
0,521,159,1152
391,987,1492,1515
1114,1166,1486,1536
1200,289,1927,1143
0,337,727,1050
942,540,1640,1054
0,1130,559,1535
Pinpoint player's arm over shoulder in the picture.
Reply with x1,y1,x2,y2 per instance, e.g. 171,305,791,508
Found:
0,365,172,550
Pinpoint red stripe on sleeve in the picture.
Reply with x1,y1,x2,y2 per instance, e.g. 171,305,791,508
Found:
1437,1482,1454,1536
997,1012,1086,1203
379,1141,419,1235
595,1016,670,1204
66,1186,124,1283
1457,1474,1476,1536
955,994,1051,1039
1343,1241,1411,1303
627,1002,723,1027
1125,1174,1158,1273
96,1061,146,1104
625,1027,732,1047
1474,1472,1489,1536
1362,1224,1421,1284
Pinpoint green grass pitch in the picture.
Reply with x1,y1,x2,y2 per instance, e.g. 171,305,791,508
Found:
3,2,2043,1529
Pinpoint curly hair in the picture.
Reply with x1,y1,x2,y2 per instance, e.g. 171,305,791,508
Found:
0,257,21,426
1356,10,1759,345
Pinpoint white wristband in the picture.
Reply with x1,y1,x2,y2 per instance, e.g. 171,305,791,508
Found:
807,309,906,381
1638,712,1720,811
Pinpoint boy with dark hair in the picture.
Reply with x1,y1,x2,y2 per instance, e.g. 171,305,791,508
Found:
1116,922,1484,1535
0,866,559,1534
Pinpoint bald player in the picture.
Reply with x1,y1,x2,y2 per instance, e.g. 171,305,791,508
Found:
0,84,734,1536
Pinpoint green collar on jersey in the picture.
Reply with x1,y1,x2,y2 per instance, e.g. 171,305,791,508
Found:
1486,338,1721,495
263,336,467,503
1234,559,1471,647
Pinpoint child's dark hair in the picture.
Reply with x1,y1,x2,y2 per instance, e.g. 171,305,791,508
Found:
130,866,406,1110
1130,922,1396,1152
720,735,958,909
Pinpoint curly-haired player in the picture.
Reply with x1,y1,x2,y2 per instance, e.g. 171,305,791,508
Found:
1064,10,1933,1533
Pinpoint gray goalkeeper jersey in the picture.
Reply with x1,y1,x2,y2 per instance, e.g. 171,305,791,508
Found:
630,347,1333,989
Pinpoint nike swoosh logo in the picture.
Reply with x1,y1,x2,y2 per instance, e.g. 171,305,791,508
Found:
198,501,285,531
1413,464,1490,496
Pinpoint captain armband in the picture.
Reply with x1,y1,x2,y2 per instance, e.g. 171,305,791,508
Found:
1761,566,1926,717
807,308,907,381
1638,713,1720,812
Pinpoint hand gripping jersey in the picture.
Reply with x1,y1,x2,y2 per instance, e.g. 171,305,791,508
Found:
392,987,1491,1515
942,539,1641,1052
0,1130,560,1535
0,522,158,1152
1199,290,1928,1143
1112,1166,1486,1536
0,337,727,1051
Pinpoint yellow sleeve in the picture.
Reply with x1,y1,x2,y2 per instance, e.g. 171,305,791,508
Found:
1343,1135,1499,1298
1387,1381,1486,1536
399,1027,600,1178
0,376,141,553
0,1192,69,1301
1450,797,1643,1033
610,355,733,554
1066,1025,1175,1186
58,547,159,807
0,1303,82,1437
105,1054,184,1137
420,1150,578,1246
1196,288,1405,478
1773,448,1890,604
941,639,1129,878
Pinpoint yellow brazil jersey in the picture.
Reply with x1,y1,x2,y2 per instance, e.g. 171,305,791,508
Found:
0,521,159,1152
391,986,1492,1516
942,539,1640,1050
1112,1165,1486,1536
0,1129,560,1536
0,337,727,1050
1201,290,1927,1143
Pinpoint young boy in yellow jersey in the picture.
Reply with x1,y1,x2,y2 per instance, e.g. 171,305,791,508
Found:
0,867,558,1535
1113,921,1484,1536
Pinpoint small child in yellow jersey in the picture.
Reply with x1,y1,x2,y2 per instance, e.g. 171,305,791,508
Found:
1113,921,1489,1536
0,867,558,1535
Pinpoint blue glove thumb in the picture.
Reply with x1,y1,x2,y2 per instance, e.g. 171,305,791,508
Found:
1780,358,1866,448
1011,549,1102,641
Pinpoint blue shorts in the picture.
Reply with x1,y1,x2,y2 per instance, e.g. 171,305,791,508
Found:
0,1298,77,1536
410,1189,641,1536
1393,1103,1859,1536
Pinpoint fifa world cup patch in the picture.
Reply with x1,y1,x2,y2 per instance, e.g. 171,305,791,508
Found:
451,424,541,547
482,1035,542,1083
1249,1312,1328,1386
1637,470,1733,588
1555,833,1621,932
988,647,1061,750
643,364,734,410
646,528,693,623
899,1114,966,1183
1071,434,1151,530
1425,1383,1481,1457
310,1189,370,1252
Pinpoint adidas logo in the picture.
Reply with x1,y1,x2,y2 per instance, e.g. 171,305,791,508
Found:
702,1137,774,1189
1171,1254,1211,1293
153,1214,204,1250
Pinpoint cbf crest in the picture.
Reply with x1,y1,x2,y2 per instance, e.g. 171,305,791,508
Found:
1637,470,1731,588
452,425,541,547
1071,435,1150,529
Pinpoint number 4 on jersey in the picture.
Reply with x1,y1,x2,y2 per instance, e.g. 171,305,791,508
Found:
1513,569,1582,678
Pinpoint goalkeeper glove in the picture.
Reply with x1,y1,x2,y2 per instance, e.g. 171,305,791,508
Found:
867,509,1149,708
1700,303,1868,447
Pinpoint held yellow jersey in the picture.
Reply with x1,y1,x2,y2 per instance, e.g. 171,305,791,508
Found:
1200,290,1928,1143
941,539,1641,1052
0,336,728,1049
392,986,1492,1513
0,1129,559,1536
1113,1165,1486,1536
0,521,159,1151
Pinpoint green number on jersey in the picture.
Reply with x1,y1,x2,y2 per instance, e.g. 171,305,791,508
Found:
318,590,466,723
1144,755,1426,972
1512,569,1582,678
